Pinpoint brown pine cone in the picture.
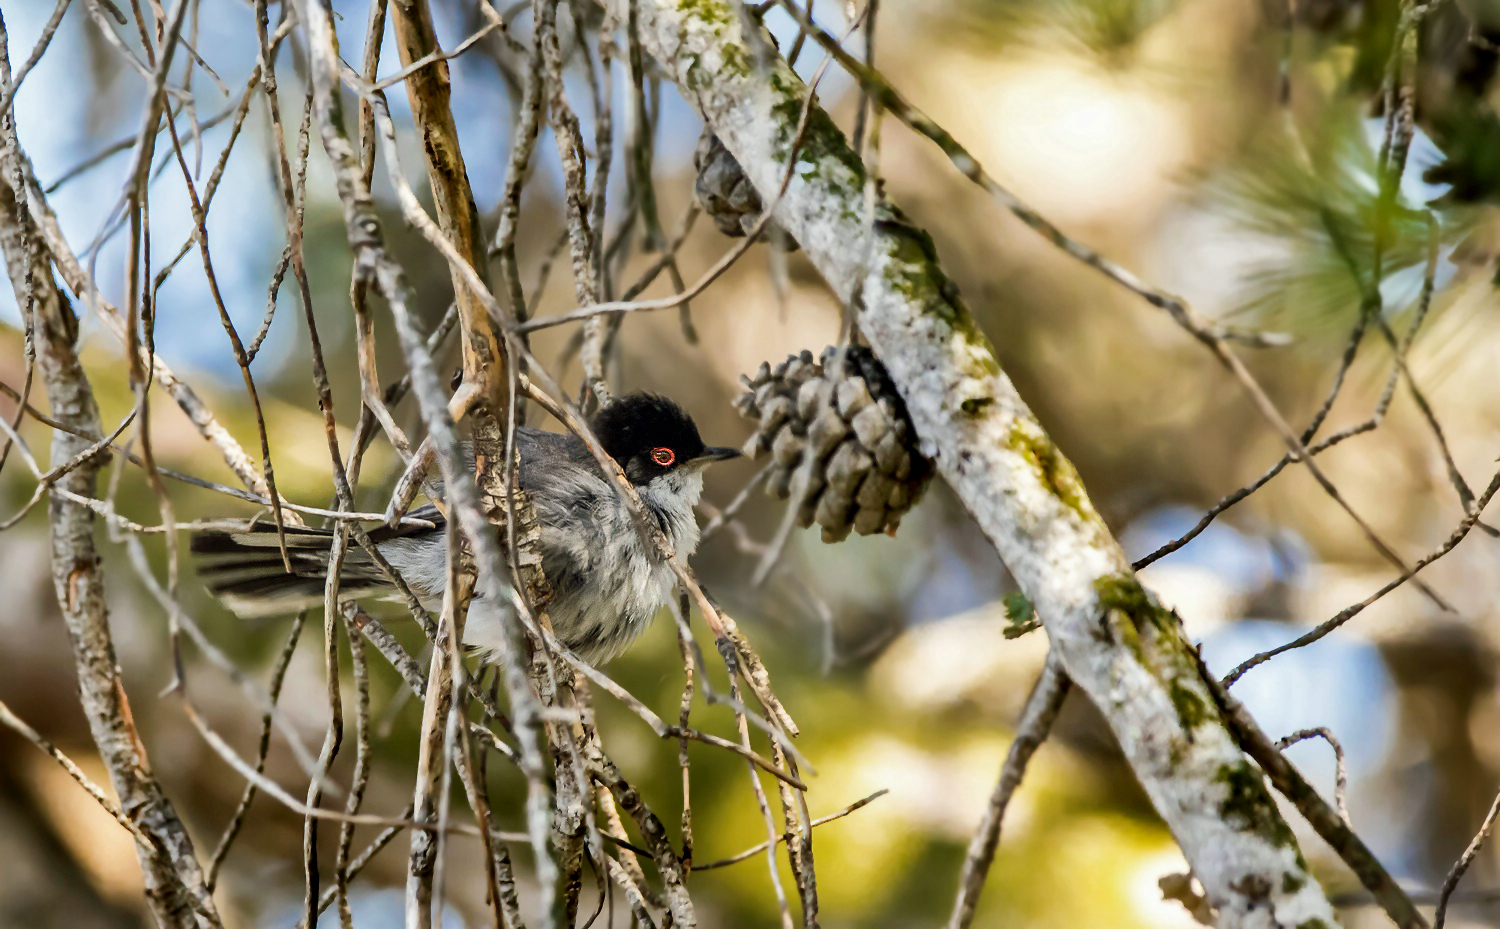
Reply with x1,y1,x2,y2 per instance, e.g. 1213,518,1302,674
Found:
693,128,799,249
736,346,932,542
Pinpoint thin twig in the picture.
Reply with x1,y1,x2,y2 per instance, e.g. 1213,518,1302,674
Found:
1433,786,1500,929
1276,728,1351,828
948,652,1070,929
693,789,889,870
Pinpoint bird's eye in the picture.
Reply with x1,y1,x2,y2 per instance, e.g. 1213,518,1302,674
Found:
650,447,675,467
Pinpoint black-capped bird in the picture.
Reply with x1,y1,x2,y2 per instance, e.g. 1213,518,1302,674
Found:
191,393,740,663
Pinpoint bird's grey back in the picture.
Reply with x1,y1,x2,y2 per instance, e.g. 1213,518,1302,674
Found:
514,427,598,488
421,429,597,498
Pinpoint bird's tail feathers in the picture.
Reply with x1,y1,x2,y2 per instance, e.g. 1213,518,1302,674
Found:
190,523,389,618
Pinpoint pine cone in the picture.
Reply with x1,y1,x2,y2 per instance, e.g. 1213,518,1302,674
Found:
693,129,799,249
736,346,932,542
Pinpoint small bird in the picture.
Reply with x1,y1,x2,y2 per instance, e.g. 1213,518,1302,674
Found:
191,393,741,664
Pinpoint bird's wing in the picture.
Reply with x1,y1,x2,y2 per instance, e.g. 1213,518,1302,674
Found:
515,427,597,490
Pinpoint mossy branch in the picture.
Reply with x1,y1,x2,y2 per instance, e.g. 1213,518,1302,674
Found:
621,1,1347,924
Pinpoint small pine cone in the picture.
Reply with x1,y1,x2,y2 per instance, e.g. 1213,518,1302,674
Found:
693,129,800,249
737,345,933,542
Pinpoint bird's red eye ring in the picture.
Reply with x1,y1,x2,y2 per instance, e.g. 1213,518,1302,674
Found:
651,447,675,467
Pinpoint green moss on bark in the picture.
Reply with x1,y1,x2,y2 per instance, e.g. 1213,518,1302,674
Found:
1169,680,1209,731
766,72,866,185
1215,762,1297,849
678,0,735,27
674,0,752,92
1006,420,1090,517
1094,574,1154,618
1094,575,1220,735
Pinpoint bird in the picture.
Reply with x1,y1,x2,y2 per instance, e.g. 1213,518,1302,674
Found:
190,393,741,664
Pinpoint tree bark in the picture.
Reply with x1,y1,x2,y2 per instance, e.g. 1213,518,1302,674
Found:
620,2,1340,925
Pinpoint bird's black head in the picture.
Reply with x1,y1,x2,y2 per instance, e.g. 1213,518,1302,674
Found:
591,393,740,485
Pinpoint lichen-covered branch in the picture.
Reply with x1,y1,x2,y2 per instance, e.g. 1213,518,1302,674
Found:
620,2,1340,925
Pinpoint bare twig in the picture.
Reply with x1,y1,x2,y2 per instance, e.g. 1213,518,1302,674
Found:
1277,728,1351,828
1433,786,1500,929
0,697,159,851
693,789,888,870
948,651,1071,929
1223,464,1500,686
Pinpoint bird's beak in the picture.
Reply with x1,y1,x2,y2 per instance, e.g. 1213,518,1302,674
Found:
697,446,742,464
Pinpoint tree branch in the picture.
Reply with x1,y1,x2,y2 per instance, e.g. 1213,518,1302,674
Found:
620,3,1341,925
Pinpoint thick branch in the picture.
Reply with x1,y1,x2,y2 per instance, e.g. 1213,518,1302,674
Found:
389,0,510,450
622,3,1341,926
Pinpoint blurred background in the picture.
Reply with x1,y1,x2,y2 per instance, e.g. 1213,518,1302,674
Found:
4,0,1500,926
